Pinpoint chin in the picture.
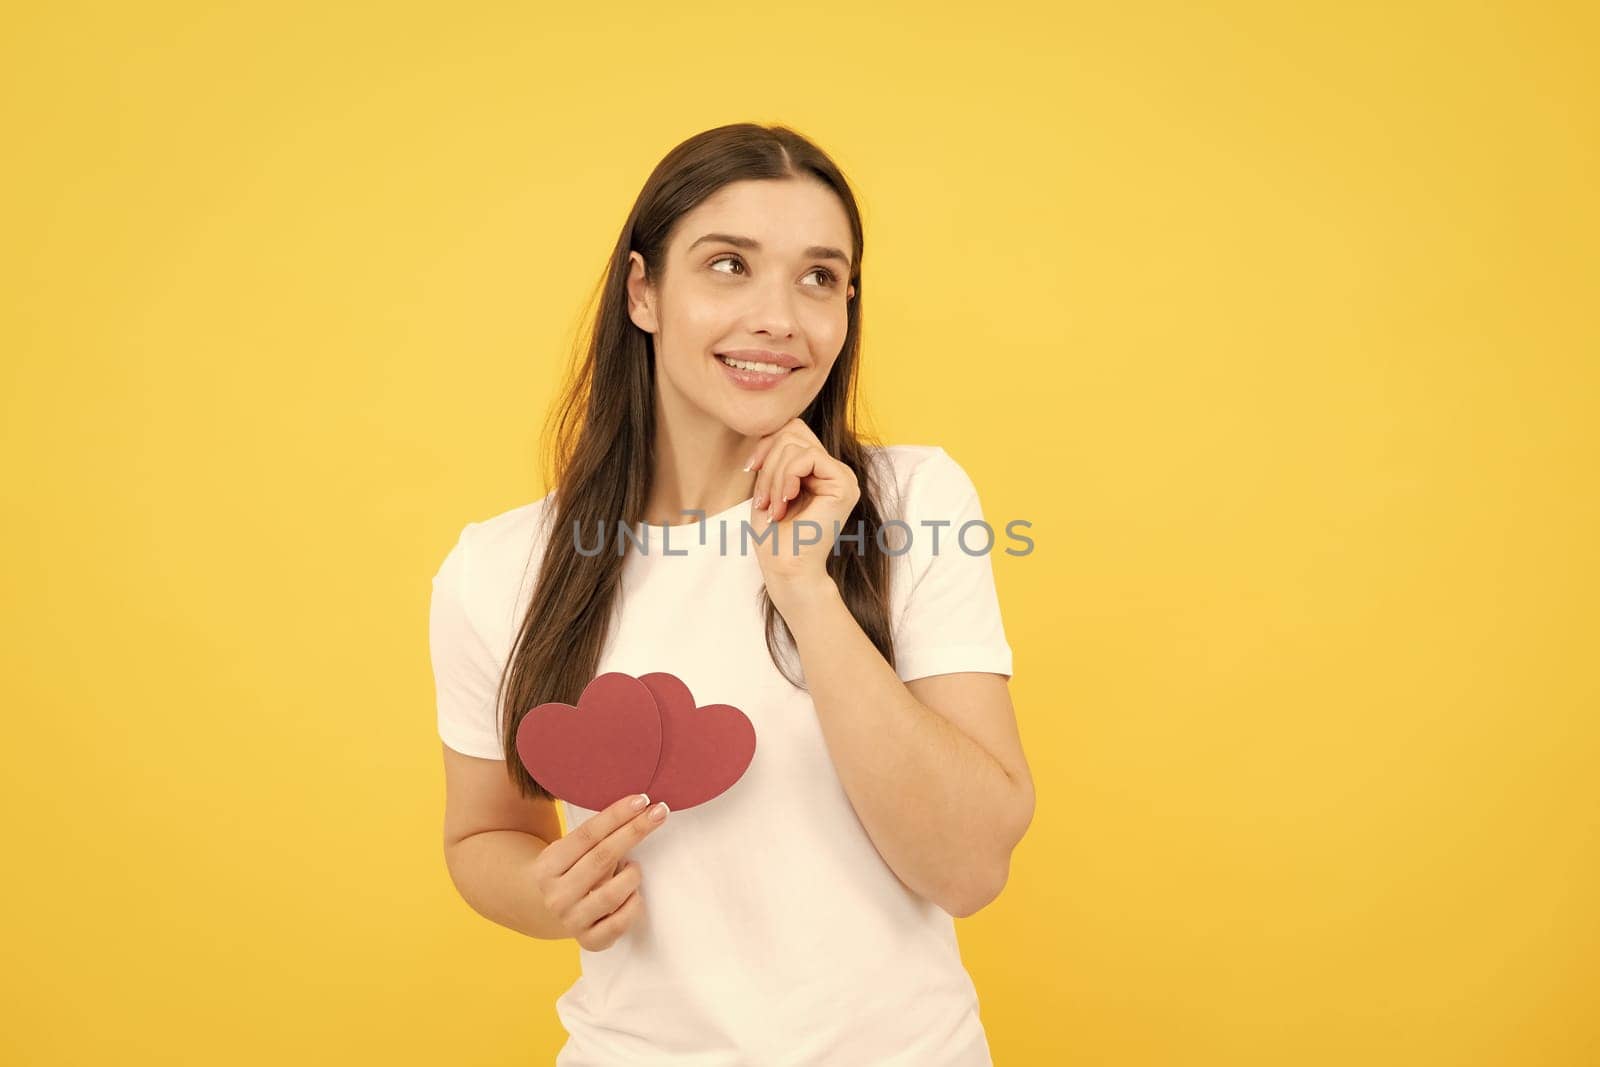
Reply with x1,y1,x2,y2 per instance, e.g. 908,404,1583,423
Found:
718,407,794,438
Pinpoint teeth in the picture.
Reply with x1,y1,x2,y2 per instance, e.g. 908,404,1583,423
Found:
718,354,790,375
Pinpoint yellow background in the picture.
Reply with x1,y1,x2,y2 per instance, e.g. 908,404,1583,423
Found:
4,2,1594,1064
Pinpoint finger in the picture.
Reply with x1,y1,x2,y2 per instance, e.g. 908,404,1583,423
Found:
755,440,798,512
770,448,818,523
584,882,645,950
752,440,782,509
754,431,803,482
562,799,669,903
570,858,643,933
745,418,817,472
813,451,857,499
773,448,839,522
540,792,653,880
539,798,654,919
771,442,812,517
773,418,822,452
744,429,788,475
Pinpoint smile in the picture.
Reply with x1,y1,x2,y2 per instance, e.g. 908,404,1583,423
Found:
713,352,797,391
715,354,793,376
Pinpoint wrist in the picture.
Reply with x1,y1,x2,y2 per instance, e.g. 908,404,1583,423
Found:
766,572,843,617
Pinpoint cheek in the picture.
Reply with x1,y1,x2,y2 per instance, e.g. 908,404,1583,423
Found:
652,295,723,371
664,292,734,352
662,279,732,329
806,303,850,354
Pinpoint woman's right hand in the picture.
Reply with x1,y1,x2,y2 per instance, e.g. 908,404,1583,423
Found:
531,792,670,950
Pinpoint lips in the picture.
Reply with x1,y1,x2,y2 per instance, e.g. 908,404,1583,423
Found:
715,349,804,369
514,670,757,812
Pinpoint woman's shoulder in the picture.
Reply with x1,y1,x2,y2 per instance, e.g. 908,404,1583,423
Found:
864,442,978,519
866,441,969,480
440,489,558,610
456,488,558,554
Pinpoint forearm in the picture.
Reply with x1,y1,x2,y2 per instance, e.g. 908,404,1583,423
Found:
444,830,569,940
772,579,1016,915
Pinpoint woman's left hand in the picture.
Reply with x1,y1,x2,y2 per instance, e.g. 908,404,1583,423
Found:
746,418,860,598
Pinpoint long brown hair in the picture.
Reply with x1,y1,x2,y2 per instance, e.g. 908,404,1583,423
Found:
498,123,897,801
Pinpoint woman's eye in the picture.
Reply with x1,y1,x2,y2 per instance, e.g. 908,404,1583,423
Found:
708,255,839,289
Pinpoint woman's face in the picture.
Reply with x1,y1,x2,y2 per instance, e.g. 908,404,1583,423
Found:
627,177,856,439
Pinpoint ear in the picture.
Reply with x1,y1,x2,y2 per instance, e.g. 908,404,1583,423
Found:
847,282,855,301
626,251,659,333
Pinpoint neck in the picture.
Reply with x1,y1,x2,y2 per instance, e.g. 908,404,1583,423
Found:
644,409,761,527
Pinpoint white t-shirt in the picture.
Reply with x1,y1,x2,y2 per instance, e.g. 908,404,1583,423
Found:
430,444,1014,1066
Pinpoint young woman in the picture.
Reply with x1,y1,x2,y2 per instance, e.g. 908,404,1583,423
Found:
431,123,1034,1066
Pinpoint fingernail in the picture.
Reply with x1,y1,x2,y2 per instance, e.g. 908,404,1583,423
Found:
754,493,766,509
649,802,670,822
632,794,649,810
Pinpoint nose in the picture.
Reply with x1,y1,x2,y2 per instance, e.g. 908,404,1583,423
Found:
745,272,797,339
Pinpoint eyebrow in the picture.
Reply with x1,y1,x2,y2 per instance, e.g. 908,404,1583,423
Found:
685,232,852,272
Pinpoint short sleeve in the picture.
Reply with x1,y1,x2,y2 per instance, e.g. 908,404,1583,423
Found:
890,448,1015,682
429,524,508,759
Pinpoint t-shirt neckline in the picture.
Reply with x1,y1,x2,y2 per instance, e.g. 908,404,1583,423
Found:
628,494,758,556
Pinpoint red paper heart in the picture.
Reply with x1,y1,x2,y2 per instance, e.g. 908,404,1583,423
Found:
514,672,663,811
638,672,756,811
